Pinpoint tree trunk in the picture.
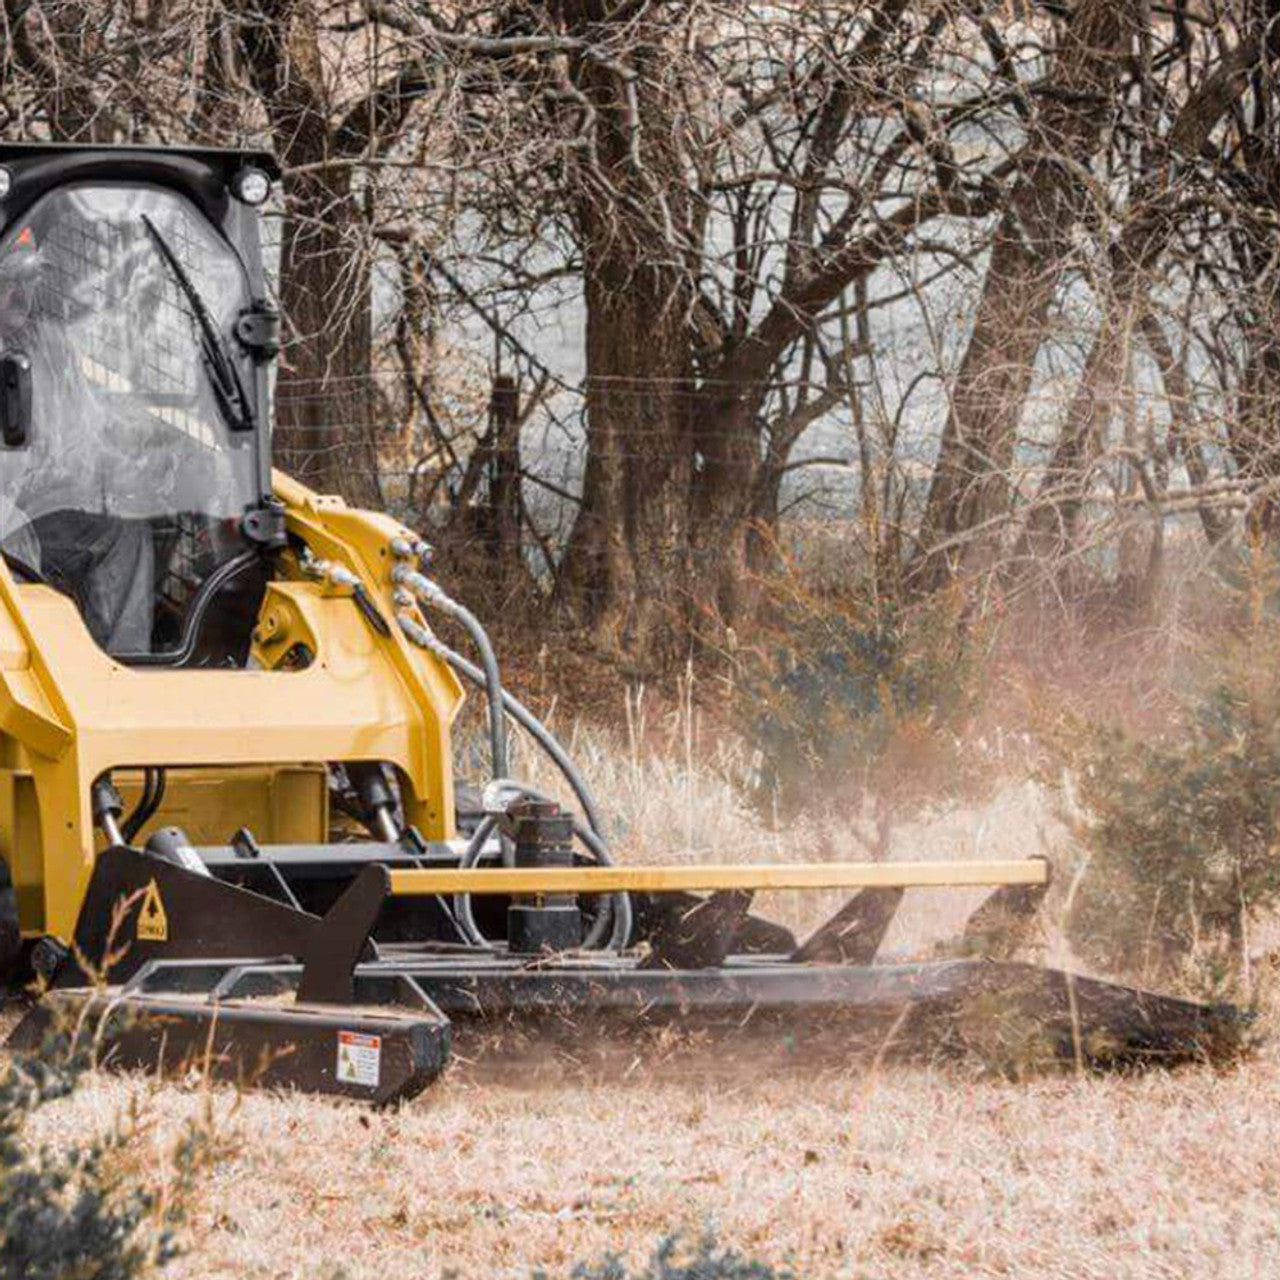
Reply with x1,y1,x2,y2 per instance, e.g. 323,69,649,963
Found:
559,246,693,659
237,0,381,506
488,375,525,585
689,392,765,631
554,7,695,662
274,167,381,506
913,0,1134,589
6,0,109,140
1233,322,1280,543
1139,312,1230,549
1017,304,1133,569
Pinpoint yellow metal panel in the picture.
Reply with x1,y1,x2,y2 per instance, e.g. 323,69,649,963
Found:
0,475,467,940
10,773,44,932
0,669,73,758
104,766,329,849
389,859,1050,897
270,767,329,844
0,605,30,669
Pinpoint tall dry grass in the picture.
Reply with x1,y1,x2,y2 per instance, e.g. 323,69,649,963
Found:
464,682,1061,955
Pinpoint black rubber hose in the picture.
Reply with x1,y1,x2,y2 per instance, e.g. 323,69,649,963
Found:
125,550,262,668
393,569,508,784
122,767,167,844
121,769,156,845
451,814,497,946
433,641,607,839
449,598,508,782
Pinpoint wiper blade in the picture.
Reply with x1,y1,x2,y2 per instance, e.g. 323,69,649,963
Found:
2,549,47,586
141,215,254,433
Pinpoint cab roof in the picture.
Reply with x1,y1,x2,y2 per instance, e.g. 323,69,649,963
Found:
0,142,280,181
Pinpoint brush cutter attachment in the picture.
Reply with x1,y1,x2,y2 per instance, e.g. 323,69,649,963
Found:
0,142,1247,1106
11,814,1244,1103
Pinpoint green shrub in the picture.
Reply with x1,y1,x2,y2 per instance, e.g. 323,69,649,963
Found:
533,1234,790,1280
1053,642,1280,989
0,1030,211,1280
736,587,982,837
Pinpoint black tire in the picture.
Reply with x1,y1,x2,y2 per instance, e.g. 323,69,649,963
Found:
0,856,23,985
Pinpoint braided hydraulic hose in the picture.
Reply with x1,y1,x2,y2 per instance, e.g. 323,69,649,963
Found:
396,606,632,952
391,562,508,783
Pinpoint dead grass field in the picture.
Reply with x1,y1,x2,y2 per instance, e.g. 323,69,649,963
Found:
14,734,1280,1278
27,1039,1280,1279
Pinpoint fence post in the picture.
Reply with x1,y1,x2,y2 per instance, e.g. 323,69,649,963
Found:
489,373,522,579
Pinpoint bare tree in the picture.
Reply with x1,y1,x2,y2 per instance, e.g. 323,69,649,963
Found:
3,0,1279,667
913,0,1138,587
419,2,1021,655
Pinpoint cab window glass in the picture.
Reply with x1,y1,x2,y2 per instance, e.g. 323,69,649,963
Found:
0,184,258,657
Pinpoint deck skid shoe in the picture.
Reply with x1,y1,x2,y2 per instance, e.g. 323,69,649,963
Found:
10,849,452,1105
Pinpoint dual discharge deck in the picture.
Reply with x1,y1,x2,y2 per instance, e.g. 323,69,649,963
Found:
10,837,1240,1104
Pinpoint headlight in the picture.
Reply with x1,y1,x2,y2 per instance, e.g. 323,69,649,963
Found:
231,166,271,206
0,168,12,201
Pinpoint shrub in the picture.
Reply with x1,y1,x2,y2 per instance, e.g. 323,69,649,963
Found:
1051,620,1280,989
533,1234,790,1280
735,584,983,841
0,1029,212,1280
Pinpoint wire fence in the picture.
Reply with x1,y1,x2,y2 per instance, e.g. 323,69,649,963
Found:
262,360,1254,602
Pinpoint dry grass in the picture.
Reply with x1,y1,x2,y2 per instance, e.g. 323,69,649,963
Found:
501,706,1060,949
12,726,1280,1278
25,1044,1280,1279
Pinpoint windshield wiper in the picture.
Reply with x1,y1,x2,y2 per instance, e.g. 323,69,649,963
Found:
2,549,47,586
141,214,255,433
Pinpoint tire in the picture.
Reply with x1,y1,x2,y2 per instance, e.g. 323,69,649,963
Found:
0,856,23,984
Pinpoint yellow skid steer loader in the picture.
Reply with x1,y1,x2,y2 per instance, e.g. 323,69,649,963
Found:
0,143,1240,1103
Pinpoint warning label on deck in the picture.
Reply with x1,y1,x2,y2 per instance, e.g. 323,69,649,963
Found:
336,1031,381,1088
136,879,168,942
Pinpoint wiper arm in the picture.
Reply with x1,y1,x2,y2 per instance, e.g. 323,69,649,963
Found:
141,214,254,433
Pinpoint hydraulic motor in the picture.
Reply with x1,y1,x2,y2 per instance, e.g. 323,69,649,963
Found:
506,798,582,954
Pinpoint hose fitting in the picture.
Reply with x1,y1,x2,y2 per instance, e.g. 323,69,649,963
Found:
299,546,361,591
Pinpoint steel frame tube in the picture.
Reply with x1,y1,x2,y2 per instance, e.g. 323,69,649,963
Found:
389,858,1050,897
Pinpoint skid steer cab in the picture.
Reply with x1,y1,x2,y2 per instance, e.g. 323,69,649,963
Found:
0,143,1244,1104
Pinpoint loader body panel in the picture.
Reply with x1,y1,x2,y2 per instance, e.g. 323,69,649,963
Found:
0,486,463,939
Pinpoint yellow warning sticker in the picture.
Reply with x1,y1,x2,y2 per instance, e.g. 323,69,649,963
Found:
336,1030,381,1088
136,879,168,942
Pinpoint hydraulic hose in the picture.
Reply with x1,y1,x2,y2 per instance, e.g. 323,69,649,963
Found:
396,608,632,951
305,543,507,783
396,613,605,837
125,550,262,668
122,767,168,844
393,565,508,783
